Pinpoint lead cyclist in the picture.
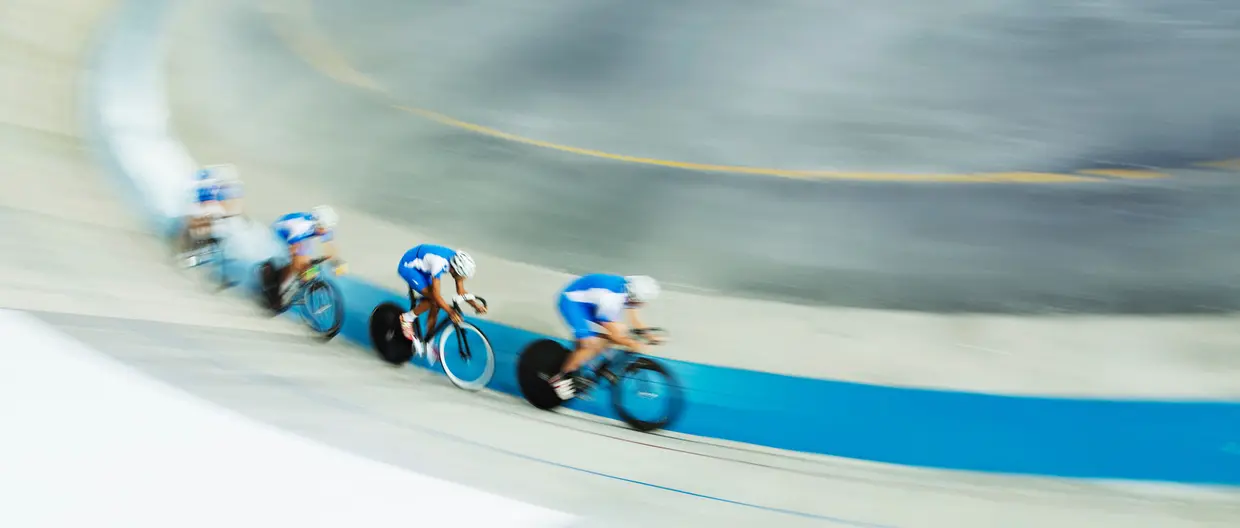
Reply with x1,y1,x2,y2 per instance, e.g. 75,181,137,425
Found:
547,273,662,400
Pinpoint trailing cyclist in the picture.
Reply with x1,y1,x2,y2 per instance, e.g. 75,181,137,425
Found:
271,205,340,306
396,243,487,365
179,167,244,266
547,273,662,400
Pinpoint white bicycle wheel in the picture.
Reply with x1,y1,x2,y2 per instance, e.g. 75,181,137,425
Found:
437,322,495,391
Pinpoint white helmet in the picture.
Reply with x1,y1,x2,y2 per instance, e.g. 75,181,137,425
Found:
450,251,476,278
311,205,338,230
624,275,660,304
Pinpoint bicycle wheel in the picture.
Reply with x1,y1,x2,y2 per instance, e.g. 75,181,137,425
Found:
436,321,495,391
369,302,413,365
611,357,684,432
300,279,344,341
517,339,570,410
255,260,283,315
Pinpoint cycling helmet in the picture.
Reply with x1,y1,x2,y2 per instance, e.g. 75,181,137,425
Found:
311,205,338,230
450,251,476,278
624,275,660,304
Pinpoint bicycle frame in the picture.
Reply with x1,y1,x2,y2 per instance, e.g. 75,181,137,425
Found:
583,348,634,386
579,328,665,389
406,296,489,361
286,258,337,308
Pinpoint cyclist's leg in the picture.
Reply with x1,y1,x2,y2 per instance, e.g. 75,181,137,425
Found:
403,286,434,340
197,202,223,242
549,295,607,399
187,204,208,240
562,336,608,374
396,264,429,341
179,205,215,266
278,242,311,300
179,201,206,247
178,215,197,255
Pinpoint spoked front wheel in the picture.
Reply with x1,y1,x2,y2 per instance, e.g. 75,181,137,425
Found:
611,357,684,433
436,321,495,391
298,279,344,341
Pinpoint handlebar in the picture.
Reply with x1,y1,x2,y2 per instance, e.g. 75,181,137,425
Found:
305,257,347,277
451,295,488,315
632,327,668,344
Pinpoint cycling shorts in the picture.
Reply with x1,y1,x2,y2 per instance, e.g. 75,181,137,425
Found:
558,294,605,340
398,263,432,294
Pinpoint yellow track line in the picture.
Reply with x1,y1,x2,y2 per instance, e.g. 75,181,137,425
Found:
393,106,1097,182
1077,169,1167,179
1196,159,1240,170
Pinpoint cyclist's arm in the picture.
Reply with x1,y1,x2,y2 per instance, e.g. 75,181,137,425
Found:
312,226,338,261
426,275,461,325
626,308,647,331
625,308,661,343
319,239,338,260
453,275,486,312
600,320,643,353
597,294,641,351
224,183,244,216
427,276,455,311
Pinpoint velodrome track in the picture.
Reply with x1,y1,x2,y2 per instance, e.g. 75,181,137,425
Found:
2,0,1239,526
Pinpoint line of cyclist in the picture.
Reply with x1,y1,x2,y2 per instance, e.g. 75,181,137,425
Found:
185,166,661,401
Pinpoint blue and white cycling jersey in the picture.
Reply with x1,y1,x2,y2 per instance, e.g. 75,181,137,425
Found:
558,273,629,340
397,244,459,293
273,212,332,250
192,177,242,222
195,181,221,203
194,178,242,203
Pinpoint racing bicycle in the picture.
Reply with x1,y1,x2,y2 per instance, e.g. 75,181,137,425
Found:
257,256,346,341
369,296,495,391
517,328,684,433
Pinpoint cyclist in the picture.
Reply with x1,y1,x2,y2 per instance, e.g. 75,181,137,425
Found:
271,205,340,306
396,244,487,364
179,168,243,266
547,273,662,400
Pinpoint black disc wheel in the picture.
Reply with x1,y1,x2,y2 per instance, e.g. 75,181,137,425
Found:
369,302,412,365
517,339,571,411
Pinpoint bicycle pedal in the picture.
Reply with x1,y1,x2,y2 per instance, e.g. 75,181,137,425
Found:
573,377,597,397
